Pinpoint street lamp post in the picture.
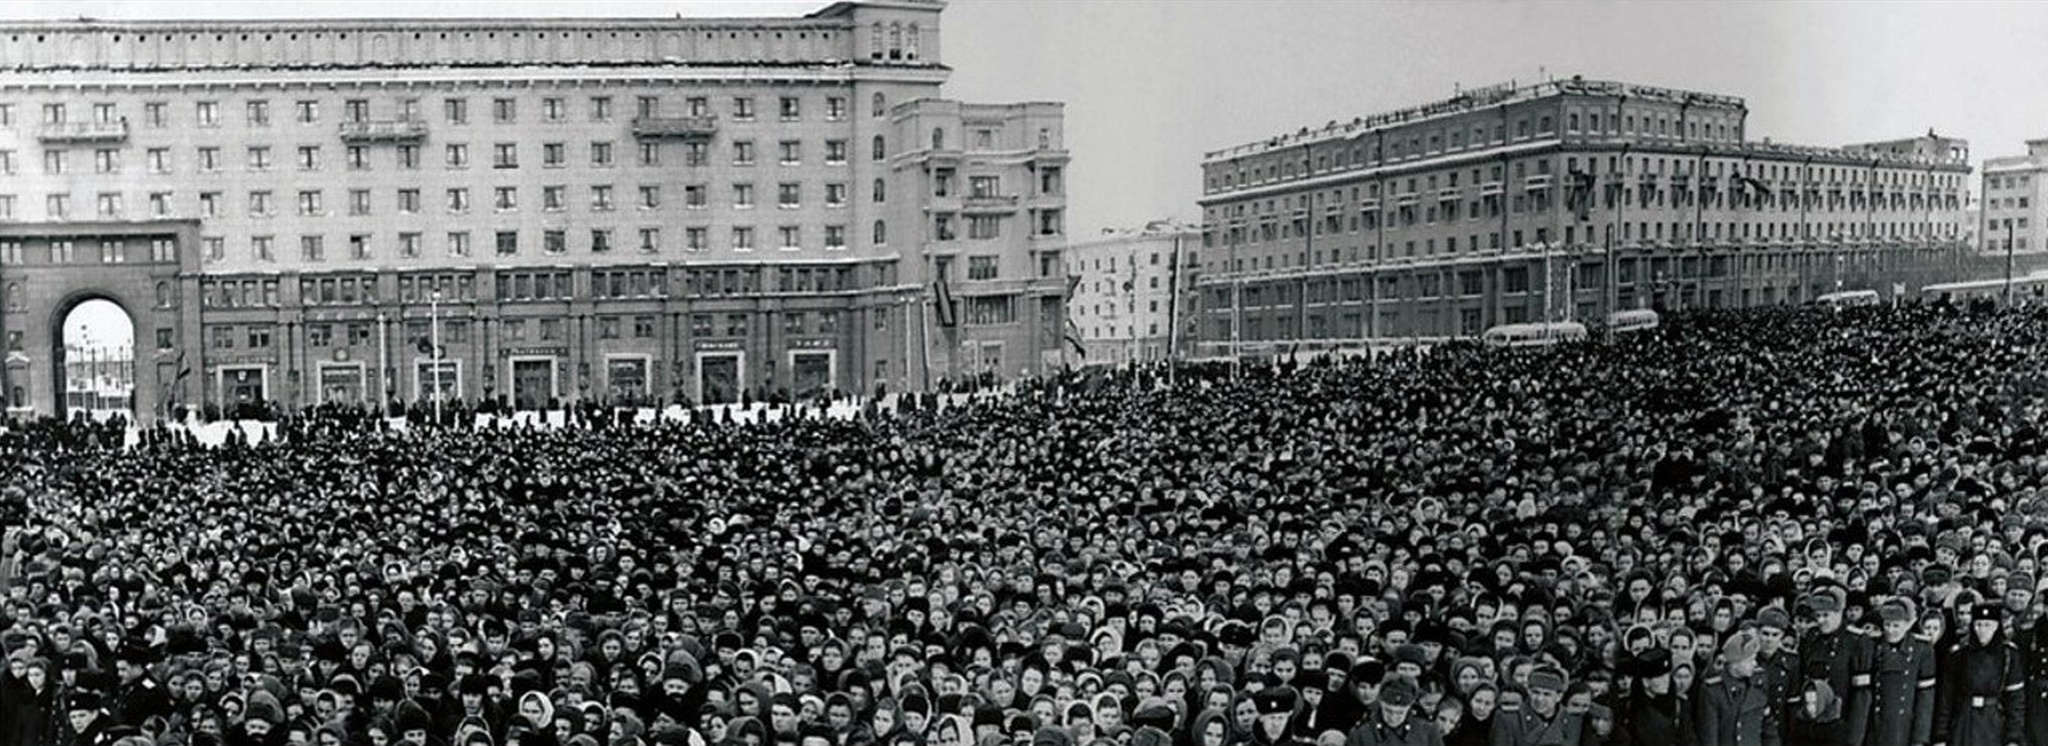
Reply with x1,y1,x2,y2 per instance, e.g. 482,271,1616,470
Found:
430,289,443,426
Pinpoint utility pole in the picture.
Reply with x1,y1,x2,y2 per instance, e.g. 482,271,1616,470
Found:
430,289,443,425
2006,220,2017,305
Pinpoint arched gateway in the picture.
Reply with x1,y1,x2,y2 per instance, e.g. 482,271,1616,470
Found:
1,220,201,425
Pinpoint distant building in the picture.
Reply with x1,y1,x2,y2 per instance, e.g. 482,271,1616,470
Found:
1980,138,2048,256
1063,221,1199,364
1196,76,1974,353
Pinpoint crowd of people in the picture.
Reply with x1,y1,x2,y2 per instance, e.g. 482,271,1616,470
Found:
5,301,2048,746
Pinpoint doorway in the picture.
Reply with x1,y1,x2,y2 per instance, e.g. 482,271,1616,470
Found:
57,299,135,422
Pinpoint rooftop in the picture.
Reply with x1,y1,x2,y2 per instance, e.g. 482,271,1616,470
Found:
1204,76,1747,161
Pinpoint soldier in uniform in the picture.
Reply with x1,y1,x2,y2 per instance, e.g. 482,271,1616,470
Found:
1799,588,1873,746
1867,599,1936,746
1342,677,1443,746
2021,582,2048,746
1488,666,1588,746
1696,628,1780,746
1753,607,1801,746
106,648,167,729
56,691,112,746
1934,603,2025,746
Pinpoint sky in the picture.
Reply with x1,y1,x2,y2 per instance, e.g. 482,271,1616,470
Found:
12,0,2048,238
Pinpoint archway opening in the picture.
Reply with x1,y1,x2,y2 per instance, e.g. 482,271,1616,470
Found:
59,299,135,423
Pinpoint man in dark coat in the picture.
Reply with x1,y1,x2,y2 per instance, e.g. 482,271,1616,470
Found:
1696,628,1780,746
106,649,168,729
1752,607,1800,746
56,691,112,746
1934,604,2025,746
1866,599,1936,746
1798,588,1872,746
1615,649,1688,746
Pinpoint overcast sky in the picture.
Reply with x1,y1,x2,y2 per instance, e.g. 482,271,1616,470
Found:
13,0,2048,238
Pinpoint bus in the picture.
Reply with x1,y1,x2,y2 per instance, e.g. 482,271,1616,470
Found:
1814,289,1882,308
1606,309,1661,335
1920,275,2048,306
1482,322,1589,348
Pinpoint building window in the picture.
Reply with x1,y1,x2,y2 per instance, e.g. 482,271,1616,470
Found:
778,183,801,208
445,143,468,168
780,96,801,120
825,225,846,250
968,255,998,280
733,96,755,120
873,135,887,162
398,189,421,214
494,187,518,211
400,232,422,258
196,101,220,127
874,178,886,203
779,225,801,250
826,139,848,164
493,143,518,169
497,231,520,256
296,190,323,216
733,226,755,251
446,188,469,213
873,220,887,246
252,236,274,262
639,185,661,210
638,228,660,253
144,102,165,127
543,97,566,122
544,230,566,255
780,140,802,165
247,100,270,126
686,184,708,209
826,183,847,207
591,185,614,211
493,98,516,123
687,227,708,252
349,189,371,216
639,142,661,167
348,234,371,260
968,215,1002,240
246,146,270,171
734,183,755,209
301,235,325,262
591,229,613,253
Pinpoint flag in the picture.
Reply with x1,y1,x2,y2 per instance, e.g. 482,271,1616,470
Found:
1566,169,1597,221
933,272,958,328
1064,317,1087,358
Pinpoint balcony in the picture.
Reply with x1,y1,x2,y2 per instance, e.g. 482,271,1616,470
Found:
963,194,1020,213
1524,174,1554,190
38,120,128,144
339,119,428,143
631,115,719,140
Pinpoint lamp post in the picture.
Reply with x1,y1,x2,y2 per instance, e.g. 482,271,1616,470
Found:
430,289,443,425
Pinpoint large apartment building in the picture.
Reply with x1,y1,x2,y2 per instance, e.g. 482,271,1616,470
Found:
1196,77,1973,354
0,0,1070,421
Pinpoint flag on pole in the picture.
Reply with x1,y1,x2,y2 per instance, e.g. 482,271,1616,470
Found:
933,272,958,328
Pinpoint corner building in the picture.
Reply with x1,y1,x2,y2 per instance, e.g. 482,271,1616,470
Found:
0,0,1070,421
1196,78,1973,353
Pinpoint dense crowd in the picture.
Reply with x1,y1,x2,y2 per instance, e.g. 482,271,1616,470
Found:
6,302,2048,746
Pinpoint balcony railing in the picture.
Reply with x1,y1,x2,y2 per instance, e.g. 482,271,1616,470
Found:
631,115,718,140
338,119,428,143
38,120,129,144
